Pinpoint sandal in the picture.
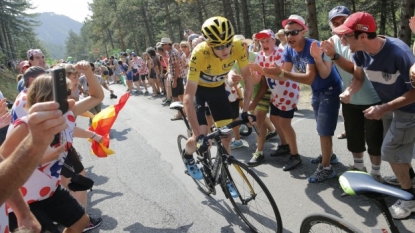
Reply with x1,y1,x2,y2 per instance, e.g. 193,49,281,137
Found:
337,132,347,139
171,115,183,121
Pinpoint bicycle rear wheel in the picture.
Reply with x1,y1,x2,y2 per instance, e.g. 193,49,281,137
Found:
300,213,361,233
177,134,213,195
223,158,282,233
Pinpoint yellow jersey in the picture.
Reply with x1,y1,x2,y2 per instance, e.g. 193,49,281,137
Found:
187,39,248,88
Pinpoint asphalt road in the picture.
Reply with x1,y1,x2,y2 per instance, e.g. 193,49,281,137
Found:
74,83,415,233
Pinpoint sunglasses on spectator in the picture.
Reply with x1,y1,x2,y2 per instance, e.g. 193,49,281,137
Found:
284,29,303,36
213,42,232,50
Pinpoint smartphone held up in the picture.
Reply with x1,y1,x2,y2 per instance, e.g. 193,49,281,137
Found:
51,67,69,114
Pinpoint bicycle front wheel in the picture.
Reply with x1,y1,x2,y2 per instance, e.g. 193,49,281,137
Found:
224,158,282,233
300,213,361,233
177,134,212,195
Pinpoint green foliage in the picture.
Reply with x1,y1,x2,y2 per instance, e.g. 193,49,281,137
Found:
69,0,414,60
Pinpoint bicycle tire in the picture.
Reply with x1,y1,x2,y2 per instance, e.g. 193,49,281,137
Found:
177,134,213,195
300,213,361,233
223,158,282,233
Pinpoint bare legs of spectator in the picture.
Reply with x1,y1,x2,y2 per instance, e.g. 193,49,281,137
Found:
165,78,172,100
254,109,267,153
126,80,133,92
271,116,298,155
320,136,333,167
149,78,159,96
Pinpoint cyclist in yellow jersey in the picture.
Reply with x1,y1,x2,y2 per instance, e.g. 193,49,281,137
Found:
182,16,254,180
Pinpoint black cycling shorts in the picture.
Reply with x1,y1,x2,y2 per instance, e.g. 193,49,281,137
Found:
195,84,233,127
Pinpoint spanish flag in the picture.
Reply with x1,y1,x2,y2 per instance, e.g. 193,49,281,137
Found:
89,92,130,157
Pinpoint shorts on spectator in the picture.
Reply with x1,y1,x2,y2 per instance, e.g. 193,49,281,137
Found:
342,102,383,155
89,103,102,115
8,185,86,231
133,73,140,82
126,72,133,81
270,104,295,119
382,110,415,163
255,90,271,112
140,74,148,81
171,78,184,97
311,87,341,136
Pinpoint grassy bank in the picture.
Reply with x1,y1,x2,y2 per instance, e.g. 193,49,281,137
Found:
0,69,19,100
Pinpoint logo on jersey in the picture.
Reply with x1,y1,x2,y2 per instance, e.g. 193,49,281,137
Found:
382,72,391,82
207,64,211,70
190,56,197,64
200,72,227,83
222,61,235,70
190,67,197,72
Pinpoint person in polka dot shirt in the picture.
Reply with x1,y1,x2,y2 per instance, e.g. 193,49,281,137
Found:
263,15,343,183
0,102,70,233
254,29,302,171
0,61,104,232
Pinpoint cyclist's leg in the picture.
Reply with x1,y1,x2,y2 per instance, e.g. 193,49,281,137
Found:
207,84,233,153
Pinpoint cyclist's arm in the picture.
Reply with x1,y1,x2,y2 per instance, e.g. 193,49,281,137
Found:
183,81,202,138
240,65,253,112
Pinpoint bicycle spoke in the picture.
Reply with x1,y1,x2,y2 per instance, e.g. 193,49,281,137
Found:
225,159,282,233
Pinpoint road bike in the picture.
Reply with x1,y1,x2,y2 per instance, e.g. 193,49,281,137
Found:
170,101,282,233
300,171,414,233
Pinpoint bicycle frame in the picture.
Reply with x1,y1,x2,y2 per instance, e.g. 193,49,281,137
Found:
359,193,399,233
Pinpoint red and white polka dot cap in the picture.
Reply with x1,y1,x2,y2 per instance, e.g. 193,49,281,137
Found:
27,49,43,59
255,29,275,40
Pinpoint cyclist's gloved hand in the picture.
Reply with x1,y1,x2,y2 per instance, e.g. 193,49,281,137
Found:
196,134,209,154
241,112,256,123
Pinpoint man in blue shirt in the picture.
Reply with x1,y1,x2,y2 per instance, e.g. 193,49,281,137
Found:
263,15,343,183
333,11,415,219
319,6,384,182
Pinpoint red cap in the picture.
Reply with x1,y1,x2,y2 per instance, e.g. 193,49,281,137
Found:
282,15,308,31
332,12,376,35
255,29,275,40
19,60,30,74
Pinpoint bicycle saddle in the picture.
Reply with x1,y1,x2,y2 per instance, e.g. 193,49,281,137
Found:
340,171,414,200
169,101,184,110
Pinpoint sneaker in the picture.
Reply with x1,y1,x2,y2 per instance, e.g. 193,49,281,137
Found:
185,158,203,180
370,173,384,183
110,93,117,99
144,91,149,95
247,151,265,167
389,199,415,219
283,155,302,171
310,153,339,164
83,215,102,232
347,165,367,172
226,181,238,198
270,145,290,157
384,176,415,188
231,140,244,150
239,124,247,134
308,164,337,183
161,99,172,106
265,131,277,141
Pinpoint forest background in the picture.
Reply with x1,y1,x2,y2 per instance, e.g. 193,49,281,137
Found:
1,0,415,64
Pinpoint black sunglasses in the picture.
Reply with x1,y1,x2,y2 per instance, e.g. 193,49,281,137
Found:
213,42,232,50
284,29,303,36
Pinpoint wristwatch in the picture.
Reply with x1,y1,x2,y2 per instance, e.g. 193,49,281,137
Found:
331,53,340,61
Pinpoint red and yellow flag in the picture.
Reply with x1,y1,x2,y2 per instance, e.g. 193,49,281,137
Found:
89,93,130,157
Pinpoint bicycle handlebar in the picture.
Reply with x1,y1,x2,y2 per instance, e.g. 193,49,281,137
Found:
196,114,258,152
